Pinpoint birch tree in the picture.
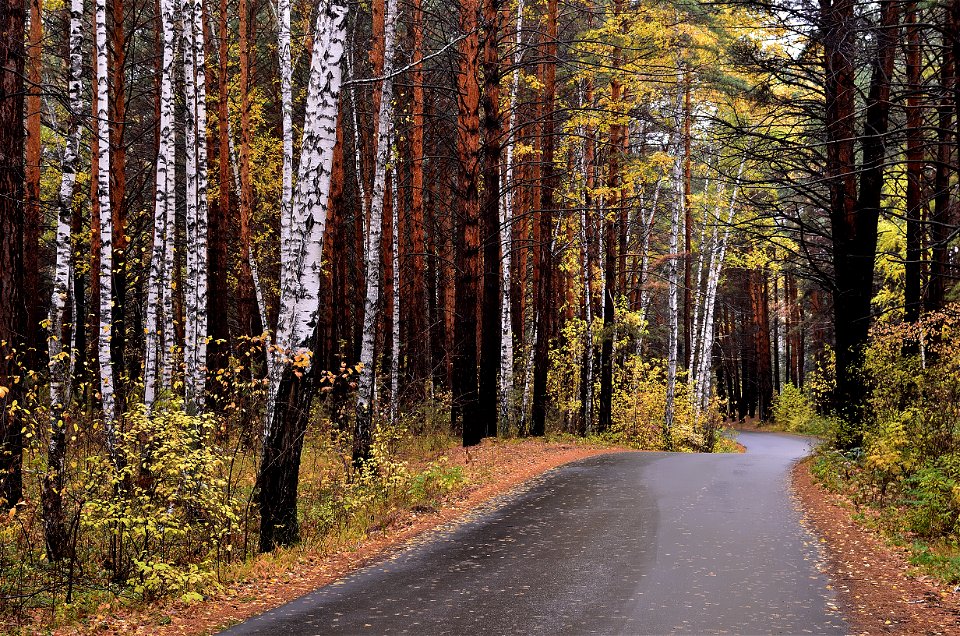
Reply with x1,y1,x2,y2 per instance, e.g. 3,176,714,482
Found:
94,0,116,452
144,0,177,412
259,1,348,552
354,0,399,466
692,158,745,410
182,0,209,413
663,82,686,447
498,0,523,431
42,0,84,561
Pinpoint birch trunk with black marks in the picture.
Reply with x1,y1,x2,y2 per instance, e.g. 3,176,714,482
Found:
664,125,684,447
259,2,347,552
354,0,398,465
42,0,83,561
497,0,523,432
182,0,209,413
693,159,744,410
145,0,176,412
94,0,116,453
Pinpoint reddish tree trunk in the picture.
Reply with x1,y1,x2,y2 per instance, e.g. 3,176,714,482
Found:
0,0,26,506
454,0,483,445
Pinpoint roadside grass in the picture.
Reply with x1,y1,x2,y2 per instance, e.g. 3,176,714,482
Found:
811,450,960,586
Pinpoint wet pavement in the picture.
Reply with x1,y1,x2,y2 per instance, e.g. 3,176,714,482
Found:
220,431,846,635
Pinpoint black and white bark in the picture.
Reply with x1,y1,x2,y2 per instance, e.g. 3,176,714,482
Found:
354,0,399,465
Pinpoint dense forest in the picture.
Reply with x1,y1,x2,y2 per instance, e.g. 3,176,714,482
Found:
1,0,959,621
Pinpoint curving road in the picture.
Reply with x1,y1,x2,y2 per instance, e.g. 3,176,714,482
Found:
220,432,846,635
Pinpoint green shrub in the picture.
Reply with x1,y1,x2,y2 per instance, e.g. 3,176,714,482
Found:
80,406,241,600
771,383,831,435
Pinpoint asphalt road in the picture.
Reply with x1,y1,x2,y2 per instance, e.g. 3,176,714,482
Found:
220,432,846,635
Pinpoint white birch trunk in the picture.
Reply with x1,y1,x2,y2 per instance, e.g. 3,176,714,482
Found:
265,2,348,438
179,0,209,412
276,0,294,347
636,178,661,336
390,165,400,423
695,158,745,410
48,0,83,460
689,178,718,392
143,0,173,411
355,0,399,429
664,147,683,445
94,0,116,448
580,196,593,434
497,0,523,432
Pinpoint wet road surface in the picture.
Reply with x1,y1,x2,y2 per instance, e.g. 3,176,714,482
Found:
220,431,846,635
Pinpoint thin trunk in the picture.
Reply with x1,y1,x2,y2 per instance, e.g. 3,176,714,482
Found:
43,0,84,560
497,0,523,432
94,0,117,451
109,0,127,412
682,72,693,370
479,0,502,438
143,0,175,411
390,173,400,421
530,0,557,437
182,0,209,413
408,0,429,397
208,0,232,372
236,0,258,339
353,0,398,465
24,0,41,364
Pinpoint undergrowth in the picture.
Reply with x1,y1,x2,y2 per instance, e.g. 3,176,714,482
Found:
810,304,960,585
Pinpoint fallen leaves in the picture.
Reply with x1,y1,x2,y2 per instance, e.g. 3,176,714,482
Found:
793,458,960,635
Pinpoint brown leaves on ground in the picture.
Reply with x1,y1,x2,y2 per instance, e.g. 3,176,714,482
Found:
56,439,621,636
793,458,960,635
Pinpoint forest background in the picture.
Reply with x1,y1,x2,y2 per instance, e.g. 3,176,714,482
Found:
1,0,959,627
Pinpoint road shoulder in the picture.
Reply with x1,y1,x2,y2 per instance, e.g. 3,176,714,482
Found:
792,458,960,635
72,440,625,636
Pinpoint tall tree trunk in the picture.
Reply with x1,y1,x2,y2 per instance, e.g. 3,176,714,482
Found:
144,0,176,411
259,2,347,552
408,0,429,398
664,69,686,447
479,0,502,438
454,0,483,445
208,0,232,373
597,12,621,434
24,0,41,365
236,0,258,340
497,0,523,432
0,0,26,508
182,0,209,412
904,0,923,324
94,0,117,451
353,0,398,465
928,15,954,312
751,269,773,421
681,71,693,370
530,0,557,437
832,0,899,445
109,0,127,412
43,0,83,560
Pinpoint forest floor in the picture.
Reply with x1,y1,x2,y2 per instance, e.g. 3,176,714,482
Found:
793,458,960,635
52,438,628,636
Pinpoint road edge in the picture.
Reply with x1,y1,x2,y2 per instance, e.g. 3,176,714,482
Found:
791,457,960,635
74,441,625,636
